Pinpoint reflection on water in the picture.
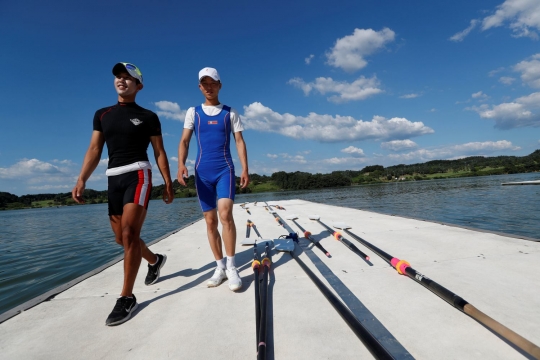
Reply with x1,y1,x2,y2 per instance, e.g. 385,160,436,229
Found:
0,172,538,316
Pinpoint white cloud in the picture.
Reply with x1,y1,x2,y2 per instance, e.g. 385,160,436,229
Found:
268,153,307,164
305,54,315,64
288,75,384,103
326,28,395,72
472,91,489,100
400,93,419,99
451,1,540,41
340,146,365,157
467,92,540,129
381,139,418,151
320,157,367,165
513,53,540,88
242,102,434,142
489,67,505,77
154,101,187,121
28,184,72,191
499,76,516,85
449,19,479,42
0,158,89,193
0,158,64,179
99,158,109,166
482,0,540,39
386,141,521,163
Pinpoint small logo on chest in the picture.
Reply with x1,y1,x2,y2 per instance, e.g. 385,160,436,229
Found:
207,120,218,125
130,118,143,126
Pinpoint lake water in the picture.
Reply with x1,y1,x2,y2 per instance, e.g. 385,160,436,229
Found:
1,172,538,316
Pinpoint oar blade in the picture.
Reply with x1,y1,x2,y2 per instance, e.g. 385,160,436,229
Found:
333,222,351,229
286,214,298,220
308,215,320,220
274,239,295,252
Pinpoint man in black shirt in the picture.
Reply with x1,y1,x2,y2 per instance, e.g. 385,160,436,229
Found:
72,62,174,326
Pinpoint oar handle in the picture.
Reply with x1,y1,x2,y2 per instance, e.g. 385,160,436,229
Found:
344,228,540,358
464,304,540,359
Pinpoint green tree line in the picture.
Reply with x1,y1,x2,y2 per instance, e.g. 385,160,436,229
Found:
2,149,539,210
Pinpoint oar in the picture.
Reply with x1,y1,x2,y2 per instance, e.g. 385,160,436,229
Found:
242,221,270,246
257,242,272,360
246,220,252,239
264,201,274,211
273,233,394,360
252,245,261,351
309,216,370,261
269,211,285,227
285,214,331,258
252,222,262,239
333,222,540,359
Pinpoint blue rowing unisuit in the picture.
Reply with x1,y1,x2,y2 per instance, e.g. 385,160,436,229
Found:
193,105,235,211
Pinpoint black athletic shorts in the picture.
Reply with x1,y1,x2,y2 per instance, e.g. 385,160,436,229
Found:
108,169,152,216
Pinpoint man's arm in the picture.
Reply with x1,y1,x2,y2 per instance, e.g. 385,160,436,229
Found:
233,131,249,188
150,135,174,204
72,131,105,203
177,128,193,186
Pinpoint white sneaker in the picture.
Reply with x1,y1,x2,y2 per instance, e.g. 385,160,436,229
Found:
207,267,227,287
226,267,243,292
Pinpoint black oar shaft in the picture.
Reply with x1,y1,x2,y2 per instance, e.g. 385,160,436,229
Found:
343,228,540,359
316,220,369,260
257,243,271,360
246,220,252,239
252,224,262,239
290,251,393,360
252,246,261,350
290,218,330,257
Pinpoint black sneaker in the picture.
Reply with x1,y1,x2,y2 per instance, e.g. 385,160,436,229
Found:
145,254,167,285
105,295,138,326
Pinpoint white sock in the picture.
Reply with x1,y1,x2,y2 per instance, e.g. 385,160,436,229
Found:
226,256,236,269
216,258,226,269
150,256,159,266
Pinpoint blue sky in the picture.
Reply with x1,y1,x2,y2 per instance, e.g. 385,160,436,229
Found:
1,0,539,195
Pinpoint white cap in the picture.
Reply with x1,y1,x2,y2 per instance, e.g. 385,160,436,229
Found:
199,67,220,82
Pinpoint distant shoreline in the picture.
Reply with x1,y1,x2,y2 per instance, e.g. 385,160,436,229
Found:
2,170,539,212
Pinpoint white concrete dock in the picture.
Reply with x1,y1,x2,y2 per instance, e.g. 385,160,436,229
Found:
0,199,539,359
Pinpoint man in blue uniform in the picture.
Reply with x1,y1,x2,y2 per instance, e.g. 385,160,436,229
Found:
177,67,249,291
72,62,174,325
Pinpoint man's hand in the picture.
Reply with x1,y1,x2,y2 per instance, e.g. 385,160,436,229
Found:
72,180,86,204
177,165,189,186
240,170,250,189
162,182,174,204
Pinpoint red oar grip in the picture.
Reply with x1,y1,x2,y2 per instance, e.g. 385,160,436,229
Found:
304,231,311,238
252,260,260,270
333,231,342,240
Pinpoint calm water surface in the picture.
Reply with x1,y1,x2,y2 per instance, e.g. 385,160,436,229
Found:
1,173,538,316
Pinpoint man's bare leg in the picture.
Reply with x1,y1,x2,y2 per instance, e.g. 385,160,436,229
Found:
118,203,146,297
203,209,224,260
217,198,242,291
217,198,236,257
110,215,158,264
